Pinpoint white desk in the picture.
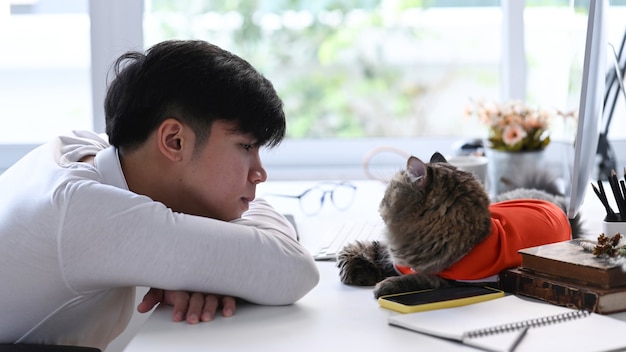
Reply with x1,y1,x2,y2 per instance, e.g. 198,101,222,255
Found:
125,261,485,351
124,180,625,352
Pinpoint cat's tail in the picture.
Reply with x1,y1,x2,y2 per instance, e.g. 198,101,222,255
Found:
494,168,585,239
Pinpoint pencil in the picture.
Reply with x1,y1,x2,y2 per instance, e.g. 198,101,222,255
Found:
609,170,626,221
598,179,611,210
615,170,626,221
619,180,626,220
592,182,616,219
509,326,529,352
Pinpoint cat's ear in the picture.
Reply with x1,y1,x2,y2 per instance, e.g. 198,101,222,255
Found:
430,152,447,163
406,156,427,184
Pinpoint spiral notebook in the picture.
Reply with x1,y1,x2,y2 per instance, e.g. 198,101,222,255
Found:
388,295,626,352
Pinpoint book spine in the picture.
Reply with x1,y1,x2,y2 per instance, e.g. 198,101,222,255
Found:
498,269,603,313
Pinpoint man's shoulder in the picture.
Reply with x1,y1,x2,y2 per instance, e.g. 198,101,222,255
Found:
57,131,110,165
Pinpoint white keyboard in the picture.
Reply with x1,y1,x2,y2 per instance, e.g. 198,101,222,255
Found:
312,220,385,261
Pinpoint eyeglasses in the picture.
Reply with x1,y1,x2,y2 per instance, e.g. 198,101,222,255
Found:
265,181,357,215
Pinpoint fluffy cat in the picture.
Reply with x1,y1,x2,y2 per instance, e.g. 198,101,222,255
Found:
337,152,582,298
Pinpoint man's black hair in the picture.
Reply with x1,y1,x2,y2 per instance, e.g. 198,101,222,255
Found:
104,40,286,152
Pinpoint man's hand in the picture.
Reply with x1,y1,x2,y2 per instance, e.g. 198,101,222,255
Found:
137,288,237,324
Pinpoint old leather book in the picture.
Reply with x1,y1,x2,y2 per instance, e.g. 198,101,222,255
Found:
518,239,626,289
498,267,626,314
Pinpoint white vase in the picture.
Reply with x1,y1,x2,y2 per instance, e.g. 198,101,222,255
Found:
486,148,545,197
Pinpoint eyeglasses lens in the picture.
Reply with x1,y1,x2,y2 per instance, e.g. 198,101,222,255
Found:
331,184,356,210
299,187,326,215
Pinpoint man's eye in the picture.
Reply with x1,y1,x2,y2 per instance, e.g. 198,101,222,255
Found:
241,144,253,151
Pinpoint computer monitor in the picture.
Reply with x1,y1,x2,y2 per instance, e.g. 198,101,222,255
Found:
567,0,608,219
597,28,626,180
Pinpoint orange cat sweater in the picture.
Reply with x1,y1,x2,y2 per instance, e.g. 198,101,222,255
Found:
395,199,572,281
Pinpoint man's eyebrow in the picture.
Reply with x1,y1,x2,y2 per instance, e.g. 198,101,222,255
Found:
221,123,263,146
224,126,248,137
227,129,259,144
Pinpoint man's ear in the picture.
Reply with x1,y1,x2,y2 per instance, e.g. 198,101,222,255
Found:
156,118,186,162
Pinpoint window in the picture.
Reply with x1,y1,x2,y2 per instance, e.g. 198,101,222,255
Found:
2,0,625,179
142,1,626,143
0,0,91,144
144,1,503,139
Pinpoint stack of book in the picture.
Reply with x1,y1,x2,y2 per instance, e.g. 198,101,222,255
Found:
498,239,626,314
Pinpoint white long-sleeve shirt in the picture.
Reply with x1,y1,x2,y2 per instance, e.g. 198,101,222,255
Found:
0,131,319,350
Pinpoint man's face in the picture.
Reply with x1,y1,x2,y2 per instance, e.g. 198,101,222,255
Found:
175,120,267,221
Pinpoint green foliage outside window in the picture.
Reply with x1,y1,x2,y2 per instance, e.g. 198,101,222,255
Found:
147,0,476,138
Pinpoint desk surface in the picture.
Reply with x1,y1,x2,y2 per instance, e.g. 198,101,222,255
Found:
125,262,486,351
124,180,624,352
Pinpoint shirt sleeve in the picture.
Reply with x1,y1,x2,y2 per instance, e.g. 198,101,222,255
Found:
57,180,319,305
235,198,299,242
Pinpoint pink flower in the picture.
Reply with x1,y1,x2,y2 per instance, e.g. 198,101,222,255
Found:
502,124,527,146
467,99,568,151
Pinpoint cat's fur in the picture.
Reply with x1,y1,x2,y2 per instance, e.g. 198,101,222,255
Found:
337,152,582,298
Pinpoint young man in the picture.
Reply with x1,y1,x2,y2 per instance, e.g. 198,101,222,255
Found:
0,40,319,350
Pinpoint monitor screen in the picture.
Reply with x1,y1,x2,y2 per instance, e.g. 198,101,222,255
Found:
567,0,608,219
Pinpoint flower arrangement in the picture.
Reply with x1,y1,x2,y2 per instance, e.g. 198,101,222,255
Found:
465,100,559,152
